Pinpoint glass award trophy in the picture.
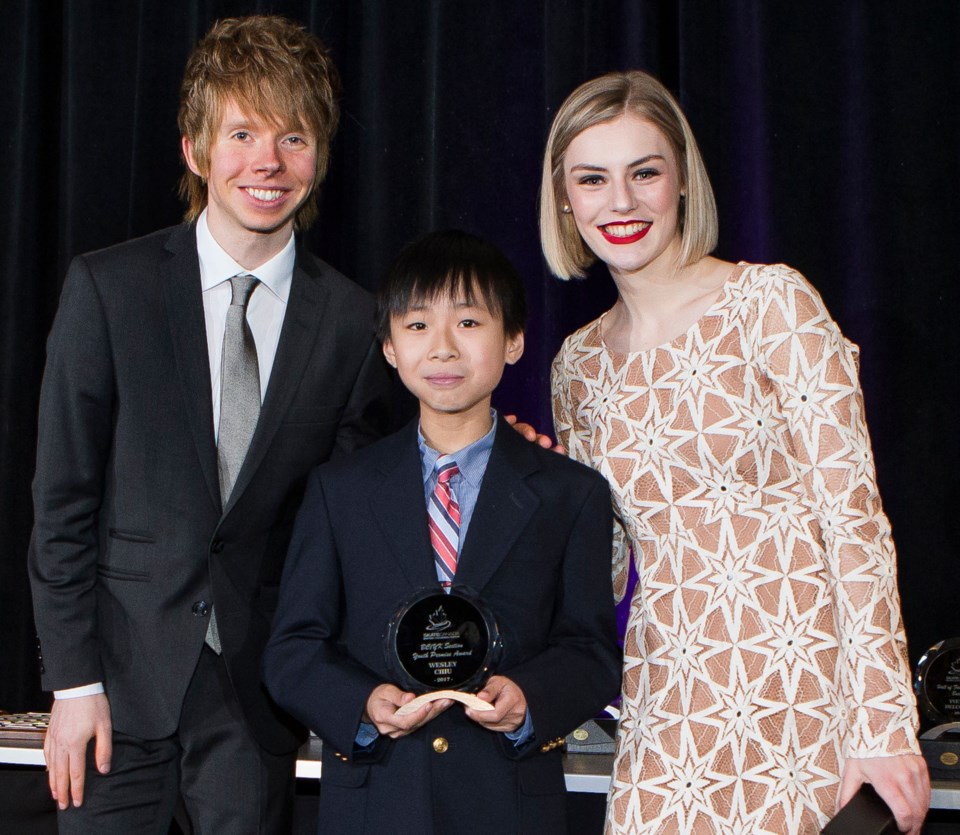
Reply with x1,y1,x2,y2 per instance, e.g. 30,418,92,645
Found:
915,637,960,780
914,637,960,725
385,587,502,715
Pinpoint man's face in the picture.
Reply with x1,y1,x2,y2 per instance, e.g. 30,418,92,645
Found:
183,98,318,249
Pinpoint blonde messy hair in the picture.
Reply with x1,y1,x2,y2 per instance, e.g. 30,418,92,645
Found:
540,70,717,279
177,15,341,230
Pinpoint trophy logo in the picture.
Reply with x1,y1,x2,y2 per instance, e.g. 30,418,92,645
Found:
426,606,452,631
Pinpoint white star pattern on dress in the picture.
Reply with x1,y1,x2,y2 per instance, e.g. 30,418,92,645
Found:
552,263,918,834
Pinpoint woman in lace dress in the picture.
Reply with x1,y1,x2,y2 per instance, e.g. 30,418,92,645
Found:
541,71,928,834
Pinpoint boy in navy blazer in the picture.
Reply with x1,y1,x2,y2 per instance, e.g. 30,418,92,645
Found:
264,230,621,834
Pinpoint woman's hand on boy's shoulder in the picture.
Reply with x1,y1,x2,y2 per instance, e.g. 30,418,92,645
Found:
364,683,451,738
505,414,567,455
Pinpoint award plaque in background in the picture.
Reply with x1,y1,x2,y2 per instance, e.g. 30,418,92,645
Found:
914,637,960,725
385,587,502,695
915,637,960,780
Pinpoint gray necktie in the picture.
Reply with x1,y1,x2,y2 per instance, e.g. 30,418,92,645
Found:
208,273,260,653
218,273,261,502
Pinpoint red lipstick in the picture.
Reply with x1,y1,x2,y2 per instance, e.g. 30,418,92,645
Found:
599,221,651,245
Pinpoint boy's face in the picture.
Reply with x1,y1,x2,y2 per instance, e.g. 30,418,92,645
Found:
383,293,524,426
182,97,317,247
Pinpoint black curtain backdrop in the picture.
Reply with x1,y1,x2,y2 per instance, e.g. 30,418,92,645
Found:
1,1,956,715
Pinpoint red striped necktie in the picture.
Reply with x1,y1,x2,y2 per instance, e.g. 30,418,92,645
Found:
429,457,461,592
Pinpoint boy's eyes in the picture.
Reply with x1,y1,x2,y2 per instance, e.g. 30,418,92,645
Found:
403,318,482,330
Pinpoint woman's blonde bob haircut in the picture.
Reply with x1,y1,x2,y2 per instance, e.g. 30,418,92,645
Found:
178,15,340,231
540,71,718,279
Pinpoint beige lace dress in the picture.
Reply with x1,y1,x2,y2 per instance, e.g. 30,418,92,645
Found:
551,263,919,834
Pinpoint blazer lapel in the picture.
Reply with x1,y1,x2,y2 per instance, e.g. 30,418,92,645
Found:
161,225,220,511
455,419,541,593
369,423,437,592
222,248,329,515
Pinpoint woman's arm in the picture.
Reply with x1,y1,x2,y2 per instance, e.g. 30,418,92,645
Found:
752,264,928,827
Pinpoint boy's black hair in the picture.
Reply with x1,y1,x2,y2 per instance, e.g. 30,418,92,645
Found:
376,230,527,342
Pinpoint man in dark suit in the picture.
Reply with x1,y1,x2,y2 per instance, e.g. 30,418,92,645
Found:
28,15,389,833
263,231,621,834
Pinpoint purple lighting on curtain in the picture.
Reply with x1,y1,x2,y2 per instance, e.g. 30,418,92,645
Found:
837,5,876,351
700,0,782,262
726,1,774,262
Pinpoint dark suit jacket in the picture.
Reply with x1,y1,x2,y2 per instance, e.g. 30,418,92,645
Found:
263,415,622,834
28,223,390,754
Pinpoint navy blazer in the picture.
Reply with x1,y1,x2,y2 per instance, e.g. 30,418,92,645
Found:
29,223,391,754
264,415,622,834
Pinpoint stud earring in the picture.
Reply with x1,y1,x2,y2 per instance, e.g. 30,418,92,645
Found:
561,204,572,214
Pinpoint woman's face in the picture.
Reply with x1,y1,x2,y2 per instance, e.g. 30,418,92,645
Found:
563,113,684,279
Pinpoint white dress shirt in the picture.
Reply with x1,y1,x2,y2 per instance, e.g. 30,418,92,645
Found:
197,209,294,438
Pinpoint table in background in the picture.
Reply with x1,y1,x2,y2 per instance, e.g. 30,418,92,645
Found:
5,720,960,834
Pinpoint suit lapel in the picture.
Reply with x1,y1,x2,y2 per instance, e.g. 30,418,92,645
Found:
223,248,329,515
455,418,541,593
161,225,220,511
369,423,437,591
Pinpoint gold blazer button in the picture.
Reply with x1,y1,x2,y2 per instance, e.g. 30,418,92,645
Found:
432,737,449,754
